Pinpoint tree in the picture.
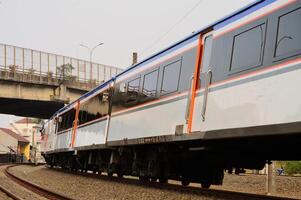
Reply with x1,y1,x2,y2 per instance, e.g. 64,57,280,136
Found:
285,161,301,175
281,161,301,175
57,63,74,81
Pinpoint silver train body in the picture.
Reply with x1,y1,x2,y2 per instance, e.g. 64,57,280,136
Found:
41,0,301,187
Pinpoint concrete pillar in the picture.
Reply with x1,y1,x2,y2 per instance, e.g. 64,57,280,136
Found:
17,84,22,98
267,162,275,195
59,84,67,101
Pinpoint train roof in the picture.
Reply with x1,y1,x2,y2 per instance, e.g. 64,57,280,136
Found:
116,0,266,77
52,0,270,118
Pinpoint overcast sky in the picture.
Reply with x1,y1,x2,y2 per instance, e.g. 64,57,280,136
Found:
0,0,254,127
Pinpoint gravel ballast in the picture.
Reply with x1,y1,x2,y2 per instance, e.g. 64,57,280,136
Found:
0,165,47,200
9,165,301,200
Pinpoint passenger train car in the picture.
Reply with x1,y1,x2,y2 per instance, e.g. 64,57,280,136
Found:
41,0,301,188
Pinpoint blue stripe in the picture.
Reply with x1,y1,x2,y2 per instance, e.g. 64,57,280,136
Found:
51,0,274,119
117,35,199,77
117,0,266,79
214,0,276,30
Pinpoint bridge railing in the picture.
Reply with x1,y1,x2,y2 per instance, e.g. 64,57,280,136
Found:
0,44,123,87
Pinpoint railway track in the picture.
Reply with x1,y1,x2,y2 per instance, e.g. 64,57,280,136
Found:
0,164,75,200
0,184,23,200
1,164,299,200
49,167,299,200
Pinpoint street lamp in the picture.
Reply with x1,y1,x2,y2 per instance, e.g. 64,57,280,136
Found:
79,42,104,81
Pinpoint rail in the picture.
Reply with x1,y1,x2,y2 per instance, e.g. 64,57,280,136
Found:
4,165,75,200
50,167,298,200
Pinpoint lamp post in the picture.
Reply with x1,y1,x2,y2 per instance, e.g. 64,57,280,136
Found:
80,42,104,81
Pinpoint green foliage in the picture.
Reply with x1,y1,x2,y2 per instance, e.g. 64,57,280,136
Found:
283,161,301,175
57,63,74,81
31,118,42,124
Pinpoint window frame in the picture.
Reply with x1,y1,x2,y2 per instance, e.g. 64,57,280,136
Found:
77,89,110,126
229,22,267,75
201,34,214,73
142,68,159,100
127,77,141,94
124,76,141,105
57,108,76,133
273,6,301,62
160,59,182,96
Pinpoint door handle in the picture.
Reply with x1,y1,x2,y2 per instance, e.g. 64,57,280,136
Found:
185,75,194,123
201,69,212,121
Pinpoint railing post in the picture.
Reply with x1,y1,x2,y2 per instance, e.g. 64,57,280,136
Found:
55,55,58,80
4,44,7,78
31,49,33,81
70,58,73,76
13,47,16,80
97,64,99,83
77,59,79,81
39,51,42,83
84,62,86,82
13,46,16,66
103,66,106,82
47,53,50,83
47,53,50,74
22,48,25,81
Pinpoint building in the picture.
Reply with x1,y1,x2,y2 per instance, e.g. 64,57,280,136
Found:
10,118,39,144
10,118,44,163
0,128,30,161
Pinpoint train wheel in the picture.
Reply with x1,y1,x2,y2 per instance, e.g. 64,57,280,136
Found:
181,180,190,187
159,177,168,184
117,173,123,178
150,178,157,182
201,182,211,189
139,176,150,182
108,172,113,177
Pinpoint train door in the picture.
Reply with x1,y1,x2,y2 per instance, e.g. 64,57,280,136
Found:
187,32,213,133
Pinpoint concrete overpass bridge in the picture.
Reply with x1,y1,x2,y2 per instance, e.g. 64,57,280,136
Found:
0,44,122,119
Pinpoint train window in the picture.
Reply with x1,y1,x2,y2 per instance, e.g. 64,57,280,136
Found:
161,60,181,95
78,90,110,126
126,77,140,104
142,69,159,98
57,108,76,133
274,7,301,58
230,24,265,73
201,35,213,73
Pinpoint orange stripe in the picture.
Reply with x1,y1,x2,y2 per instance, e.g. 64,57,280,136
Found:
210,57,301,88
187,34,203,133
111,91,188,116
77,116,108,129
71,101,80,148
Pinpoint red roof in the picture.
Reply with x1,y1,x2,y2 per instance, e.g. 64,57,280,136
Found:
0,128,29,143
14,118,36,124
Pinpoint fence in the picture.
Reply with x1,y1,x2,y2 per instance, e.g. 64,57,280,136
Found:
0,44,123,86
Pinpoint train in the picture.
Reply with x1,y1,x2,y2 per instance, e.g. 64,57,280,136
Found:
41,0,301,188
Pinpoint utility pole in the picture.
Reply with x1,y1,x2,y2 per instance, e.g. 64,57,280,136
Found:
32,125,41,165
132,52,138,65
80,43,104,81
32,126,36,165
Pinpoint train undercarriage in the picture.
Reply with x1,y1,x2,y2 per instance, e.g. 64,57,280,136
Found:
43,133,301,189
